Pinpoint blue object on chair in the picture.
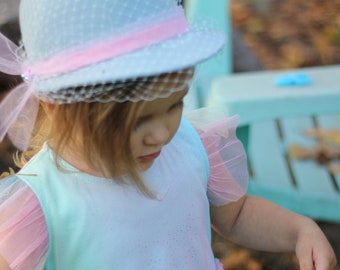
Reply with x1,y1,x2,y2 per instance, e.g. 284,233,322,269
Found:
275,73,312,87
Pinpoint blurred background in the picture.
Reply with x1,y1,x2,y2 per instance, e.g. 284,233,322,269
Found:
0,0,19,25
231,0,340,70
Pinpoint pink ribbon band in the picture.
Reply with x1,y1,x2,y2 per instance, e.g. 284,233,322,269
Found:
26,7,189,79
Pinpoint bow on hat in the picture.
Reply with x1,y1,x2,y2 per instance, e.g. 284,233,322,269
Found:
0,33,38,151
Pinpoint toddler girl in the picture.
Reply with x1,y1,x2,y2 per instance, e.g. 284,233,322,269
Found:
0,0,336,269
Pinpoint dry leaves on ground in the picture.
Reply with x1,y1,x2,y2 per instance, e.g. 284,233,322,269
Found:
231,0,340,70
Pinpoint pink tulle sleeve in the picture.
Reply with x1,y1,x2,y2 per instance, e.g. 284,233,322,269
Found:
186,108,249,207
0,176,48,270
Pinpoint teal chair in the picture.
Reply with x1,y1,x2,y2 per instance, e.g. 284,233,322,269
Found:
208,65,340,222
183,0,232,110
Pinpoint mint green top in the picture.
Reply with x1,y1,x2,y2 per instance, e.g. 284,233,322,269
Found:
17,118,218,269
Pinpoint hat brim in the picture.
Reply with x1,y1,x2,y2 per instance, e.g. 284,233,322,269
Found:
35,29,225,94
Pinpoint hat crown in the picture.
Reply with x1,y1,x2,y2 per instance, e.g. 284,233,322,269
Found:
20,0,176,63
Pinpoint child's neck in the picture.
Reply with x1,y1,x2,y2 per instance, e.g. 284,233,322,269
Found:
48,141,104,178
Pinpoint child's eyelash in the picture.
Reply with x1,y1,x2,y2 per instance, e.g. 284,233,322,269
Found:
134,100,184,130
134,120,143,130
171,100,184,110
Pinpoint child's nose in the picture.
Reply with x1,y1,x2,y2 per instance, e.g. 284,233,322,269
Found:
144,122,170,146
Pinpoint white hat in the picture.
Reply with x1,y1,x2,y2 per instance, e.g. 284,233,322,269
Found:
19,0,225,98
0,0,225,150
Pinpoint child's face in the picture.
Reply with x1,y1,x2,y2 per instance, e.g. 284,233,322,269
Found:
130,89,188,171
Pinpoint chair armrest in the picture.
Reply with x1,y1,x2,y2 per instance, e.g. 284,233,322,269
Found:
207,65,340,125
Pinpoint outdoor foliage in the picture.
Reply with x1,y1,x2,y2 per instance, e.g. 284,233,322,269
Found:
231,0,340,69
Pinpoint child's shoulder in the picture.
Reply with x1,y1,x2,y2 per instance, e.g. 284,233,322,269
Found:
177,116,201,140
19,144,56,175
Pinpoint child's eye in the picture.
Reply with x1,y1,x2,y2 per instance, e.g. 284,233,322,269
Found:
134,119,144,131
134,118,146,131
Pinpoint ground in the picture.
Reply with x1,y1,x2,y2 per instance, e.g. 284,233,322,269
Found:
231,0,340,70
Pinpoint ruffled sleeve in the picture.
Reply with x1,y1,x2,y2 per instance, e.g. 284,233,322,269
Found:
186,107,249,207
0,175,48,270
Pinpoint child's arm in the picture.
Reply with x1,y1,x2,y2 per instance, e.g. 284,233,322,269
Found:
210,195,337,270
0,176,48,270
0,255,11,270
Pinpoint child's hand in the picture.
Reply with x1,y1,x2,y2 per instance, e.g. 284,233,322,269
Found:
295,219,337,270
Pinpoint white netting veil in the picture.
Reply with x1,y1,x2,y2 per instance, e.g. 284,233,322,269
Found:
37,68,196,104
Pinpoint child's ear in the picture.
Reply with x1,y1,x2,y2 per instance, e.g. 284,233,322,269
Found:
40,101,55,118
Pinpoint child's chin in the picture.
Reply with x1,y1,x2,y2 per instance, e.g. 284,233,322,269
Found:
137,160,154,172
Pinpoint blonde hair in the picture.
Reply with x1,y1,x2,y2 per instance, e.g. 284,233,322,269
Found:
17,68,193,195
18,98,152,195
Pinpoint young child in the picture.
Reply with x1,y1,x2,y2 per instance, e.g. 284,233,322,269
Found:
0,0,337,269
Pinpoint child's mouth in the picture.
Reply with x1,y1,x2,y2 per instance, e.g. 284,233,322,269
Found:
138,150,161,161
